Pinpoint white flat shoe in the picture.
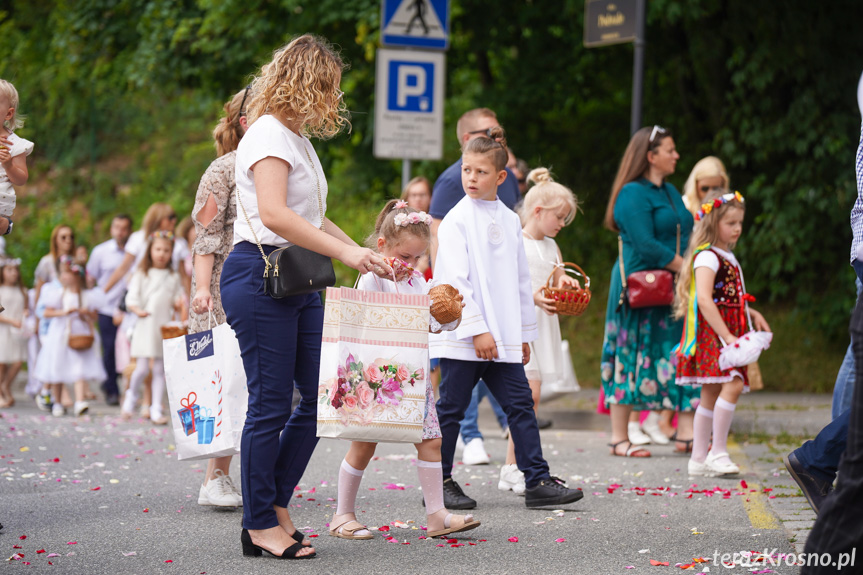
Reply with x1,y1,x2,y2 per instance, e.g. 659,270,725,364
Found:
688,458,716,477
498,464,526,495
705,451,740,475
627,421,652,446
641,413,670,445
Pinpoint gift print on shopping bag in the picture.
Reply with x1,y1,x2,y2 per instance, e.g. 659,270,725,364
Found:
320,346,425,427
177,392,201,436
196,406,216,445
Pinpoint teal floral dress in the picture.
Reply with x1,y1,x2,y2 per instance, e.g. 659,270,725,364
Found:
600,179,700,412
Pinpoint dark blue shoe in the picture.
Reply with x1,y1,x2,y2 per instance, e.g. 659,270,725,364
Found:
784,452,833,514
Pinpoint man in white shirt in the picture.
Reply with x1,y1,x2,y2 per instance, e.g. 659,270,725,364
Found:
86,214,132,406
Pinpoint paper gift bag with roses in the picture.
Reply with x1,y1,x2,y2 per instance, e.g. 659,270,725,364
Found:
317,286,429,443
164,322,249,460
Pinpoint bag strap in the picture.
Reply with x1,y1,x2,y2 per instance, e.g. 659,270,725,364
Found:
661,187,682,257
234,138,327,279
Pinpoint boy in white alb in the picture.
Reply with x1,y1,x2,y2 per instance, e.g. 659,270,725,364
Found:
430,128,584,510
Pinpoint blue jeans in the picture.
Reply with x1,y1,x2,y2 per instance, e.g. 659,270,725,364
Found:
832,278,862,420
221,242,322,530
437,359,549,487
459,380,508,443
794,408,850,483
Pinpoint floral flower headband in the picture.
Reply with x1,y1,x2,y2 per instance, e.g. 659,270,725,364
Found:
0,257,21,266
394,212,432,227
149,230,175,241
695,191,745,222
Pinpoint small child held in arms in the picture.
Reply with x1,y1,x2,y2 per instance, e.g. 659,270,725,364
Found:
0,79,33,236
673,191,770,476
430,127,584,509
329,199,480,540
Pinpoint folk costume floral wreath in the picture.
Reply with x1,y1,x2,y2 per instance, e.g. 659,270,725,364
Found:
149,230,175,241
694,191,745,221
393,211,432,227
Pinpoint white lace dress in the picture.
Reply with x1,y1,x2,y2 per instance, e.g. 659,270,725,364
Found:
522,235,566,386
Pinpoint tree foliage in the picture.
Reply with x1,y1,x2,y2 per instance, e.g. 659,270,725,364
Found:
1,0,860,337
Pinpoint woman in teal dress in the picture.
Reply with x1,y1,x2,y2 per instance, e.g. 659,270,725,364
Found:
600,126,698,457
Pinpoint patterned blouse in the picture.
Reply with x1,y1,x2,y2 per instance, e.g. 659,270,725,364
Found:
188,151,237,334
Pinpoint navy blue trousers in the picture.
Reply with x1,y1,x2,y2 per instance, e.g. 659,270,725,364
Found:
97,314,119,396
795,408,850,483
221,242,322,530
437,358,549,488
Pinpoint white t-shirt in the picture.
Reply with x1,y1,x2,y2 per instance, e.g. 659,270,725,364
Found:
124,230,190,272
693,246,739,273
233,115,328,247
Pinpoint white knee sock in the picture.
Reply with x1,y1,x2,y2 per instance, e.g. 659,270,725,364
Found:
711,397,736,456
336,459,364,516
416,460,445,515
691,405,714,463
122,358,149,413
149,359,165,419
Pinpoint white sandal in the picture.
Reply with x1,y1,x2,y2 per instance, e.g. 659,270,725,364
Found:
328,519,373,540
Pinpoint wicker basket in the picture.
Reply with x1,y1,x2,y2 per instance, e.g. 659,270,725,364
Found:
161,322,188,340
541,262,591,317
429,284,462,325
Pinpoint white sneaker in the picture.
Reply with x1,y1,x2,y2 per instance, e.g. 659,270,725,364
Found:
198,469,242,507
52,403,65,417
688,458,716,477
641,412,670,445
498,464,526,495
224,473,243,505
627,421,652,446
35,393,52,412
462,437,490,465
705,451,740,475
74,401,89,417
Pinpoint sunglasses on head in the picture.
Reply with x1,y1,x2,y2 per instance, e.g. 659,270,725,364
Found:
467,127,496,138
238,85,251,117
699,185,726,194
168,214,177,220
648,125,667,144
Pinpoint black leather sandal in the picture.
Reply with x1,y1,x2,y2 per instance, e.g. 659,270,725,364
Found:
241,528,317,559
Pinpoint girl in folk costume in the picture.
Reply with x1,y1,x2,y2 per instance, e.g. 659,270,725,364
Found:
34,257,106,417
0,257,28,407
329,199,480,540
122,232,184,425
498,168,580,494
673,191,770,476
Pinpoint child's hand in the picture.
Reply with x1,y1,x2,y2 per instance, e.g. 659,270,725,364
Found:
522,342,531,366
0,136,11,165
557,275,581,290
533,288,557,316
473,332,498,361
750,309,771,332
723,334,739,346
135,309,150,318
65,307,79,316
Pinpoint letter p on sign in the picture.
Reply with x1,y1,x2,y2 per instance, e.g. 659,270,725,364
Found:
388,60,435,113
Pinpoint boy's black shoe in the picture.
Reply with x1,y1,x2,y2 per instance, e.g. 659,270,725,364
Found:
525,477,584,508
442,477,477,510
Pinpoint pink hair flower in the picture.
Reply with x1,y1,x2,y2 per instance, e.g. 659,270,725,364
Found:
394,200,409,209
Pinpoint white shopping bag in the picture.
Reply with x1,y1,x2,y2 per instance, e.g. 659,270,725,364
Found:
164,322,248,460
317,286,428,444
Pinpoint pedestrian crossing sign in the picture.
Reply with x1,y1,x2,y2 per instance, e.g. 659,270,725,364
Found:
381,0,450,50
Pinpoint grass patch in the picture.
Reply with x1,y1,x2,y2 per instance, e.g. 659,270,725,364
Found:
731,430,810,446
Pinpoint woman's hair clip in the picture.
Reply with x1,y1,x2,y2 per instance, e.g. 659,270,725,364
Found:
59,255,85,275
394,211,432,227
394,199,409,209
149,230,175,241
695,191,745,222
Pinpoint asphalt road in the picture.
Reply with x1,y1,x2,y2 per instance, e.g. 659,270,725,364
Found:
1,389,822,575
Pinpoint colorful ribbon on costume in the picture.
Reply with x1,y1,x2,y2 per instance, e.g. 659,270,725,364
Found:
677,243,712,357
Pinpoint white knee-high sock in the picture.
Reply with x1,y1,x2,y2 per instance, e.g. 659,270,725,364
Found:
416,460,445,515
336,459,364,516
711,397,736,456
149,359,166,419
122,358,149,413
691,405,714,463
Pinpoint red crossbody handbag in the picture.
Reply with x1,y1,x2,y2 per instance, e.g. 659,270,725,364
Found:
616,190,681,310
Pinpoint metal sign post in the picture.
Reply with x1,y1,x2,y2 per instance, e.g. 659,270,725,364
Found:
584,0,645,136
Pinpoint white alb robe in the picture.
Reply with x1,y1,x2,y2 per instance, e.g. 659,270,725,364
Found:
429,196,537,362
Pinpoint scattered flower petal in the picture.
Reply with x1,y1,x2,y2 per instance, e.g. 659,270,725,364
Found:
507,536,519,543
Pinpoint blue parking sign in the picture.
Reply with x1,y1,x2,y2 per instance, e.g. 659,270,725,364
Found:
387,61,435,113
381,0,449,50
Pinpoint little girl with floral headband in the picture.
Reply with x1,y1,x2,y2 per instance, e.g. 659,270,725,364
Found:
328,198,480,541
673,190,771,477
34,256,106,416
